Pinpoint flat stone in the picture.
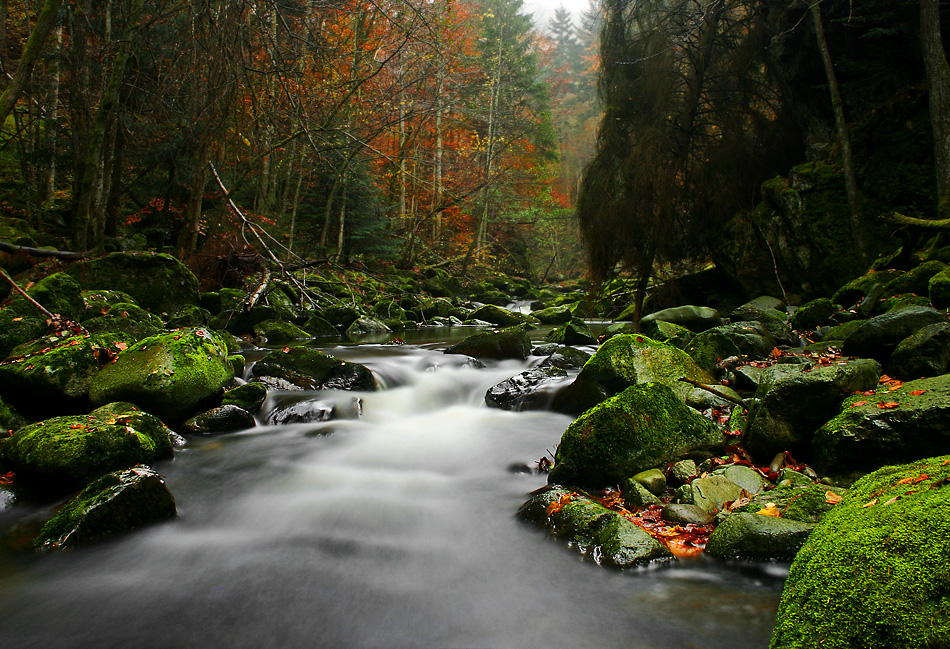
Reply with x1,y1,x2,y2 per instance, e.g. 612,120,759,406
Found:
661,503,714,526
633,468,667,495
690,475,746,514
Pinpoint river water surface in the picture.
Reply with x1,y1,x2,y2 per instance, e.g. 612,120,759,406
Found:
0,327,784,648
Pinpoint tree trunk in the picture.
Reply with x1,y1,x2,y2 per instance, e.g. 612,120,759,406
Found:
0,0,64,127
812,0,866,262
922,0,950,217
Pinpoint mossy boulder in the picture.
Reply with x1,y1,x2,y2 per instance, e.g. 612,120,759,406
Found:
832,270,902,308
733,483,847,524
444,326,531,361
221,382,267,412
34,466,177,551
790,298,838,331
577,334,715,403
89,328,235,422
469,304,534,327
0,272,86,359
345,317,392,338
812,375,950,480
841,306,948,362
770,456,950,649
705,512,815,561
636,320,694,348
3,402,173,493
81,315,162,341
639,305,721,333
167,304,210,328
685,329,742,375
66,252,200,315
882,260,948,296
548,382,724,488
80,289,138,319
249,346,377,391
929,267,950,309
544,318,595,346
0,333,133,416
887,321,950,379
182,405,256,434
531,305,572,324
517,486,674,568
253,319,310,344
301,313,339,337
728,305,797,345
743,358,881,462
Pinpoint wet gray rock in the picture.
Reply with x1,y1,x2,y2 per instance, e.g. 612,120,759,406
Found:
841,306,948,362
183,405,256,434
662,504,714,526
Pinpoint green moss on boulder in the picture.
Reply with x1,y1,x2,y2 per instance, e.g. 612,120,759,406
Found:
770,456,950,649
89,328,235,422
3,402,173,493
221,382,267,412
34,465,177,551
66,252,200,315
0,333,133,416
444,325,531,361
791,298,838,331
548,382,724,488
253,319,310,343
579,334,714,402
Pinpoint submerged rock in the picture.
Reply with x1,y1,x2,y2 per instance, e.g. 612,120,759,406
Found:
3,402,173,493
34,466,177,551
770,456,950,649
89,328,236,422
444,326,531,361
250,346,377,391
182,405,256,434
517,487,674,568
548,382,723,488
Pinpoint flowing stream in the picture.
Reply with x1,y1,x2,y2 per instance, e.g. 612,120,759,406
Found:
0,328,785,648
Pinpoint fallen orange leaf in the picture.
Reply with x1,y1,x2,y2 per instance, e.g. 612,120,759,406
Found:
757,504,781,517
909,390,927,396
877,402,900,409
914,474,930,484
862,499,878,508
825,491,843,504
851,400,868,408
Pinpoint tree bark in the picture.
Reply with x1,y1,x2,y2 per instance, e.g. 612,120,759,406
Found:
922,0,950,217
812,0,866,262
0,0,64,127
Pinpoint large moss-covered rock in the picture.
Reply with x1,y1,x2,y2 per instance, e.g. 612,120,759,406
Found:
548,382,724,488
639,305,721,333
812,375,950,479
253,319,310,343
929,267,950,309
832,270,902,308
89,328,235,421
742,358,882,462
705,512,815,561
790,298,838,331
66,252,200,315
34,465,177,551
685,329,742,375
531,305,572,324
733,483,847,524
469,304,534,327
770,456,950,649
0,333,133,416
577,334,714,403
544,318,595,346
444,326,531,361
3,402,173,492
517,486,674,568
249,346,377,391
882,260,948,296
221,382,268,412
0,272,87,359
301,313,339,337
841,306,948,362
886,321,950,379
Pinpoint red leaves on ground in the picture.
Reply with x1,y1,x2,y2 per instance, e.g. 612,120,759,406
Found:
876,402,900,409
909,389,927,396
0,471,13,485
546,492,572,516
851,400,868,408
825,491,843,504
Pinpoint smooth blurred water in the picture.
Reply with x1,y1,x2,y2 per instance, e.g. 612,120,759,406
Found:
0,332,783,649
